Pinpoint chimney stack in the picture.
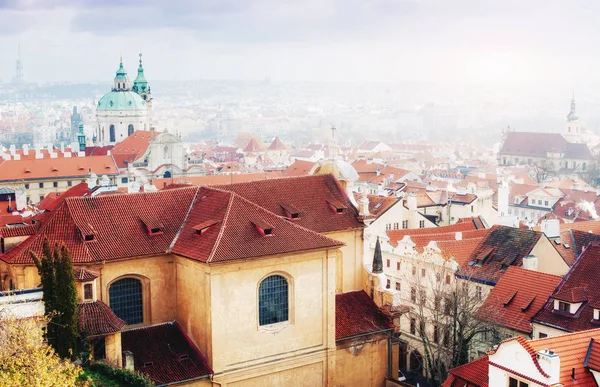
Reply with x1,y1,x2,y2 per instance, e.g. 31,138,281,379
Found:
122,351,135,371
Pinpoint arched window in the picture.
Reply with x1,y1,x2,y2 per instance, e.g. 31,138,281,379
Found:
128,124,134,136
258,275,289,325
163,171,172,178
109,125,116,142
109,277,143,325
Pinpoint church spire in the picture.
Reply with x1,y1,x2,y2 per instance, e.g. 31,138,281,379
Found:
113,55,129,91
372,237,383,274
133,52,149,96
567,89,578,122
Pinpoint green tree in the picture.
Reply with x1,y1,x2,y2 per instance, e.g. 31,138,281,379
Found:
32,240,79,359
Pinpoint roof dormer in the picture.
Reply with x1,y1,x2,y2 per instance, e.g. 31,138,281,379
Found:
327,199,347,214
192,220,219,236
552,287,587,315
140,215,163,236
252,220,274,237
74,268,99,303
280,202,300,220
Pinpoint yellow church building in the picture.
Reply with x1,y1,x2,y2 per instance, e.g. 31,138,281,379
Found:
0,173,396,387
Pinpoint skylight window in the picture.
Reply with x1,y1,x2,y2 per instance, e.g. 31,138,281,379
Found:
280,202,300,220
192,220,219,236
327,199,347,214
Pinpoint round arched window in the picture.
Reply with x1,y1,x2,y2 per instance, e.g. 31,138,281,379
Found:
258,275,289,326
109,277,143,325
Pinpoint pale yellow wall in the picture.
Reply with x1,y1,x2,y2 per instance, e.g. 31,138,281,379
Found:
335,336,389,387
531,236,570,276
324,229,363,293
175,256,212,363
3,236,29,254
228,360,324,387
207,249,336,374
104,331,122,367
97,255,177,325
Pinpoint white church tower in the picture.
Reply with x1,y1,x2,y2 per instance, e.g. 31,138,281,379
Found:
564,92,582,144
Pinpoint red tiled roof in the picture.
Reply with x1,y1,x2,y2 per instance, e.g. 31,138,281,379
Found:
534,244,600,333
553,286,588,303
2,184,344,265
171,187,344,263
37,182,91,212
442,356,489,387
437,236,486,266
550,229,600,267
1,188,200,264
0,223,39,238
152,172,284,190
353,193,398,219
475,266,561,334
268,136,286,150
500,132,593,160
84,145,113,157
387,219,483,248
585,338,600,372
527,329,600,386
243,138,261,152
77,301,125,336
111,130,159,156
0,155,119,182
121,322,213,385
285,160,316,177
335,290,394,340
457,226,542,285
216,174,364,234
74,268,99,281
0,214,25,226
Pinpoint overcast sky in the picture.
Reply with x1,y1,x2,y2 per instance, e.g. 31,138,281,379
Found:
0,0,598,83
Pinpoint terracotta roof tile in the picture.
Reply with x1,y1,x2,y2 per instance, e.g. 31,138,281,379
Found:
475,266,561,334
335,290,394,340
0,223,39,238
37,182,91,212
111,130,159,157
77,301,125,336
268,136,287,150
534,244,600,333
172,187,343,263
216,174,364,234
500,132,593,160
285,160,316,177
585,338,600,371
121,322,213,385
442,356,489,387
153,172,284,190
457,226,542,285
74,268,99,281
386,219,484,248
0,155,118,182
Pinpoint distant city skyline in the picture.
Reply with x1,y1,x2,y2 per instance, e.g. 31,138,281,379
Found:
0,1,599,83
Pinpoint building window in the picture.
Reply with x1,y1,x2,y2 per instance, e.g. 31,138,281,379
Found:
386,259,390,268
410,318,416,335
410,287,416,303
544,200,548,206
419,289,426,305
39,182,44,189
421,268,426,277
84,283,93,301
386,279,391,289
395,282,401,291
558,301,569,312
396,262,401,271
393,222,399,230
386,224,391,231
39,195,44,201
68,181,72,187
402,220,408,229
419,220,425,228
509,377,529,387
53,182,58,188
121,177,129,184
476,286,483,300
538,332,548,339
109,125,116,142
445,274,451,284
258,275,289,326
470,205,474,212
128,124,134,136
436,273,441,282
24,183,29,189
412,266,416,276
109,277,143,325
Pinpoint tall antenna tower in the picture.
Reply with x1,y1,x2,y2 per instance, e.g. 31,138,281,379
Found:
13,42,24,83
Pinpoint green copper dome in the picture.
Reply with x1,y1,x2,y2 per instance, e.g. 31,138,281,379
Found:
97,90,146,111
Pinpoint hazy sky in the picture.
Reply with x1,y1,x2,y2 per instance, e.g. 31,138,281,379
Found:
0,0,598,83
